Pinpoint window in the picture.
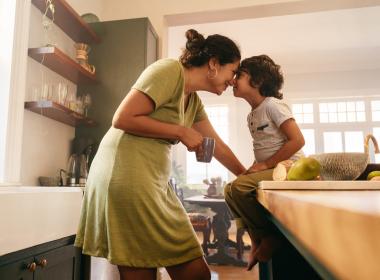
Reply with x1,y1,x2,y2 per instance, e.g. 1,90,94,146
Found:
300,129,315,155
371,100,380,121
319,101,365,123
0,0,17,182
292,103,313,123
344,131,364,152
291,97,380,155
323,131,364,153
373,127,380,141
186,105,229,184
323,132,343,152
374,127,380,163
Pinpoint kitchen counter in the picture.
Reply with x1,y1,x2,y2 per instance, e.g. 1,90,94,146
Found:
0,186,83,255
257,182,380,280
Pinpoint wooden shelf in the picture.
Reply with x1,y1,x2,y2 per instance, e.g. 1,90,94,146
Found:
25,101,97,127
31,0,101,44
28,47,97,84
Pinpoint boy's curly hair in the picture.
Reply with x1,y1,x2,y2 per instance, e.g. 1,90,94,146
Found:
238,55,284,99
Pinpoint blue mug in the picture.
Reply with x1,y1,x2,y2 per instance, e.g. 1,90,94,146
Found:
196,137,215,163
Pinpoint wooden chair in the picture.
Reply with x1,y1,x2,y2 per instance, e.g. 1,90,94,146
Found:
169,178,212,255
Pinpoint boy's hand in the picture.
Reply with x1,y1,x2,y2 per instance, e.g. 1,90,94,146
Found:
245,162,269,174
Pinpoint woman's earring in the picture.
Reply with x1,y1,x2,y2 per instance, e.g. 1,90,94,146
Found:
207,69,218,80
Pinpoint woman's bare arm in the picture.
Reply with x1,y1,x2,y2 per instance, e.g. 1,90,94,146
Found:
192,118,246,176
112,89,203,151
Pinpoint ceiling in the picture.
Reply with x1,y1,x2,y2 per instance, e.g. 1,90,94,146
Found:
168,5,380,75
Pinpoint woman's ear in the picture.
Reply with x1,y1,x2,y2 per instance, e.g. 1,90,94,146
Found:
208,57,219,71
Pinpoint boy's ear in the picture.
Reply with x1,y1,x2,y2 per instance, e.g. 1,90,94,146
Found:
250,78,262,89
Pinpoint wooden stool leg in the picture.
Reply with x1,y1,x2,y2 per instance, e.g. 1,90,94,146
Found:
201,220,211,256
202,229,209,256
236,228,245,260
211,218,217,243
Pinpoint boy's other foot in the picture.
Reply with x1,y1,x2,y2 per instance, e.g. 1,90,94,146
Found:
255,235,282,262
247,239,260,271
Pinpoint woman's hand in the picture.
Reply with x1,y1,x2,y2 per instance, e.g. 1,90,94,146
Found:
245,162,269,174
192,118,246,176
179,127,203,152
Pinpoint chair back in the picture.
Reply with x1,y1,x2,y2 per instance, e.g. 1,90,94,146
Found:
169,177,184,204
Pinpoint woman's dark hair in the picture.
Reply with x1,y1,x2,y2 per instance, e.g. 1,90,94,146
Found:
239,55,284,99
180,29,241,68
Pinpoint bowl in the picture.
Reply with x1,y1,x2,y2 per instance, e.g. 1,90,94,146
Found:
310,153,369,180
38,176,60,186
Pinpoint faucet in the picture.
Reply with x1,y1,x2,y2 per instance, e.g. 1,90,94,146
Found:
364,134,380,155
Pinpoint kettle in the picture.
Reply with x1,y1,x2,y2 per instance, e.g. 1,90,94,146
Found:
67,153,88,186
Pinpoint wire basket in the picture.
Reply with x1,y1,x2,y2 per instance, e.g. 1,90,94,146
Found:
310,153,369,180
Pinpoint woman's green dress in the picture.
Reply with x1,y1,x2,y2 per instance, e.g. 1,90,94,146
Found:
74,59,207,267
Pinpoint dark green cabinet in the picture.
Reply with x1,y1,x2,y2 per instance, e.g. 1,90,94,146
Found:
0,236,83,280
75,18,158,158
0,256,34,280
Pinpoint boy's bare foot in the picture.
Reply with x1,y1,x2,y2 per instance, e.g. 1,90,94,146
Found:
255,235,282,262
247,239,260,271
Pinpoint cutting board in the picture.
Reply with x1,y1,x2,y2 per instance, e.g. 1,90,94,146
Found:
259,180,380,190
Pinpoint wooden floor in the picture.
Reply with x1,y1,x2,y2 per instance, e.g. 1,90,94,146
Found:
160,223,259,280
90,223,259,280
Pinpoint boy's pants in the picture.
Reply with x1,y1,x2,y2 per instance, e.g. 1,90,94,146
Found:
224,169,276,241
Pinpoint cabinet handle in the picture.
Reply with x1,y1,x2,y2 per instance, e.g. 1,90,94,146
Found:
37,258,48,268
27,262,37,272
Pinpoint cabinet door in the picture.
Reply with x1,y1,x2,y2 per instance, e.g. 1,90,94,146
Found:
34,245,82,280
0,256,34,280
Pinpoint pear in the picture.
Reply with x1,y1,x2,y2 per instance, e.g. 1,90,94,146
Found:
367,170,380,180
287,157,321,181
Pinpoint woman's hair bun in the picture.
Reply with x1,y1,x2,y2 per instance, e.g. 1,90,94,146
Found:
180,29,240,68
185,29,205,53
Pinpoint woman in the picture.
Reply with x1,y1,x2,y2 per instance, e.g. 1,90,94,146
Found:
74,29,246,280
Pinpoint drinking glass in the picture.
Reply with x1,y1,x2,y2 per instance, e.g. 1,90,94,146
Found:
83,93,92,117
57,82,68,105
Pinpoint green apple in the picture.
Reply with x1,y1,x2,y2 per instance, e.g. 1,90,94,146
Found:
287,157,321,181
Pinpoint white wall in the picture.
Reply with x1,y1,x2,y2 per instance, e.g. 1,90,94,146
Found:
101,0,301,56
101,0,379,57
20,1,104,185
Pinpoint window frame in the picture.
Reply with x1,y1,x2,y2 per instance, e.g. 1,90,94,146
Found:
0,0,31,185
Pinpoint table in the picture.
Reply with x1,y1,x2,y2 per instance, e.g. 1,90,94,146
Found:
256,187,380,280
184,195,247,266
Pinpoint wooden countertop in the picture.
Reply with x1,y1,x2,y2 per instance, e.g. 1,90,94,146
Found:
257,188,380,280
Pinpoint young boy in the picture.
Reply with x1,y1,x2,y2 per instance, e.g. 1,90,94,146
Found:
224,55,305,270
